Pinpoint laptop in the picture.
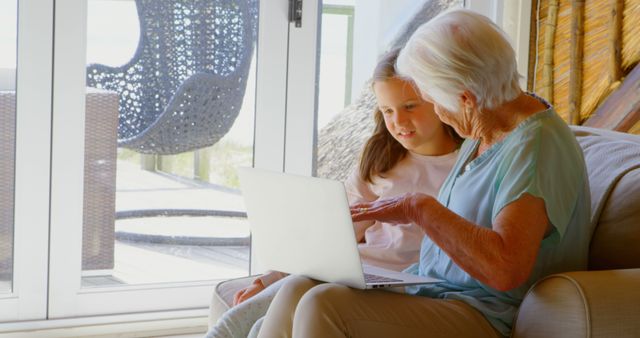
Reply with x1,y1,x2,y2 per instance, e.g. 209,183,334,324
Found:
238,167,443,289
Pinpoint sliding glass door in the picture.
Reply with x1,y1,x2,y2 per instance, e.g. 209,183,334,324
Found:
44,0,323,319
0,0,18,297
47,0,279,317
0,0,53,322
0,0,311,323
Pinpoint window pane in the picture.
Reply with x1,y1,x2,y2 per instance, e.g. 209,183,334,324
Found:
0,0,17,294
82,0,257,287
317,11,351,131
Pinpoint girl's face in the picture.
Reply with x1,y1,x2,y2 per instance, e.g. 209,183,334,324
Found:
373,78,451,156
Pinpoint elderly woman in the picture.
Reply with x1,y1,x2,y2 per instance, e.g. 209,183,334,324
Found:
256,9,590,338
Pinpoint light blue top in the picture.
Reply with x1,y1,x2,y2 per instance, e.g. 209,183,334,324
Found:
405,107,591,336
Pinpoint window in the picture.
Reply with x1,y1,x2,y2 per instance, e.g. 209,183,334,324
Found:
0,0,17,295
0,0,52,322
77,0,254,288
45,0,270,318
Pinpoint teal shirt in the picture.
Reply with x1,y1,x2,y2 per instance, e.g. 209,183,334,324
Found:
405,109,591,336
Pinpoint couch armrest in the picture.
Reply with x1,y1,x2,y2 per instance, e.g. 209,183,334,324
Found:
512,268,640,338
208,276,255,327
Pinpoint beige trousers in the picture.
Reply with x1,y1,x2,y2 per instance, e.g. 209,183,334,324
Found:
257,276,503,338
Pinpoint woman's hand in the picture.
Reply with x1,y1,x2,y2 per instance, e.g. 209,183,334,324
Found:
350,193,431,225
233,278,265,306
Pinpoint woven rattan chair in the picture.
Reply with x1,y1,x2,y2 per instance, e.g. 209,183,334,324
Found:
0,89,119,272
86,0,258,155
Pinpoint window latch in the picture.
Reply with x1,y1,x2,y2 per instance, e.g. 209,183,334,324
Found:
289,0,303,27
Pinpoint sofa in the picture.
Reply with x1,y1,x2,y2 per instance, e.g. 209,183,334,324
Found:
209,125,640,337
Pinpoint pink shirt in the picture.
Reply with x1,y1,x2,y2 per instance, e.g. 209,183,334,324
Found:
346,150,458,271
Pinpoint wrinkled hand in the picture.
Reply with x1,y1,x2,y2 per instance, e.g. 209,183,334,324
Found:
350,193,430,225
233,279,265,306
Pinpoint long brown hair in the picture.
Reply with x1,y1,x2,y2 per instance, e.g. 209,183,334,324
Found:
359,48,461,183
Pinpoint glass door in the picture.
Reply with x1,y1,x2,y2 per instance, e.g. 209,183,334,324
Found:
80,0,256,286
48,0,289,318
0,0,318,325
0,0,53,322
0,0,18,297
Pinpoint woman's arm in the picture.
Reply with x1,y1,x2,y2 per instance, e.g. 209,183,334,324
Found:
352,193,550,291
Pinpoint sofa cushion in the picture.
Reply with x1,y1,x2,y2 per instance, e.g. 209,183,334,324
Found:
589,168,640,269
571,126,640,270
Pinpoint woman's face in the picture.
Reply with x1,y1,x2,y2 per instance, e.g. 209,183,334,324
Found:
373,78,450,156
421,92,475,139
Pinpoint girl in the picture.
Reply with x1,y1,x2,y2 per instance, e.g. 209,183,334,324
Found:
206,48,461,338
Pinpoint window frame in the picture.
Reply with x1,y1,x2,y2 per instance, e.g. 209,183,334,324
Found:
0,0,53,322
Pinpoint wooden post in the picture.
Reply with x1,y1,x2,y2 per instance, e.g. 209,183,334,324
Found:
542,0,559,104
527,0,539,92
157,154,172,173
609,0,624,84
568,0,585,125
584,64,640,132
194,148,210,182
140,154,156,171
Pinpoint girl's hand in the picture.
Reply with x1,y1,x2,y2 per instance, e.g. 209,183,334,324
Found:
233,279,265,306
350,193,430,225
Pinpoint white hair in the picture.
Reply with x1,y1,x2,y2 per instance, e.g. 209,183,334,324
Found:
396,9,522,112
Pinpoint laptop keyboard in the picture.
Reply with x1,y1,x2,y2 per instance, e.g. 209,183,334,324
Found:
364,273,402,284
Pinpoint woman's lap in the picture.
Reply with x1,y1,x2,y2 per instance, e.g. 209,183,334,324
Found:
257,276,322,338
260,276,502,338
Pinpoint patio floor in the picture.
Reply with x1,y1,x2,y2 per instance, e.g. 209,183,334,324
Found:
82,160,252,287
0,160,253,292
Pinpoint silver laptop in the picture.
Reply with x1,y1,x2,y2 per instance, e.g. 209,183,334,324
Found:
238,167,443,289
